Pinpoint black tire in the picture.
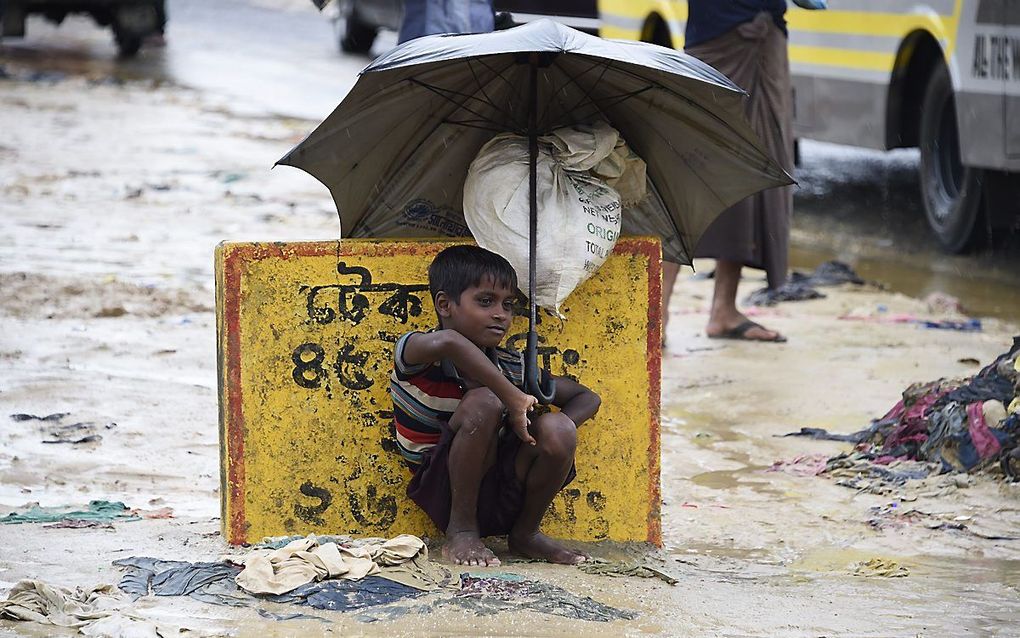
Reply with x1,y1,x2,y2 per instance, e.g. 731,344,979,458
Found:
339,10,376,54
919,63,985,253
648,17,671,49
115,31,142,57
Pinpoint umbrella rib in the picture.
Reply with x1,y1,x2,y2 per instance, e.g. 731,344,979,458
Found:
442,119,511,133
537,59,610,129
564,86,656,127
408,78,507,130
471,56,521,93
465,59,517,126
543,60,614,129
598,64,777,168
470,57,523,129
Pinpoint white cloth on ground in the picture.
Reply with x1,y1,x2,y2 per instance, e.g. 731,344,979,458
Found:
0,580,165,637
231,534,427,595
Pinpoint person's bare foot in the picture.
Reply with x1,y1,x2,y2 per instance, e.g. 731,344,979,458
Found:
508,531,587,565
706,313,785,342
442,531,500,566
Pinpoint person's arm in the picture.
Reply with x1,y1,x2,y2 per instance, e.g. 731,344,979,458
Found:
550,376,601,427
402,330,538,444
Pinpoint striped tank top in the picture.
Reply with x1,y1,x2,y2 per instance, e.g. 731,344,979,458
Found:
389,331,526,465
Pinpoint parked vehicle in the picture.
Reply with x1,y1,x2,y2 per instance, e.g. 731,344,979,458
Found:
331,0,596,53
598,0,1020,252
0,0,163,56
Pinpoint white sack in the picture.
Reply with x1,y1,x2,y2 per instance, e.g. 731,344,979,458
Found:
463,121,645,312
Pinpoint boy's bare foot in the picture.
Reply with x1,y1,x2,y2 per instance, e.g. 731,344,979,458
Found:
443,531,501,566
509,531,587,565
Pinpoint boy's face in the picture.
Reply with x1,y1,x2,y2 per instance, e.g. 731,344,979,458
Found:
436,274,515,349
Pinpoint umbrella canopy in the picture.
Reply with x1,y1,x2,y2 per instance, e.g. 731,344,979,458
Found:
277,18,793,266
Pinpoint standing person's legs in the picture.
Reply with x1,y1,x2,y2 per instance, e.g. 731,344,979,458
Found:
705,260,783,341
661,261,680,346
678,15,790,344
444,387,503,566
661,259,784,344
507,412,585,564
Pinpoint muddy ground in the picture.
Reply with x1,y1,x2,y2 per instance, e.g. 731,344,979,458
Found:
1,54,1019,637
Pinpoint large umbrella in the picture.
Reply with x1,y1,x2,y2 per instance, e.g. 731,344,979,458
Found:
278,19,793,401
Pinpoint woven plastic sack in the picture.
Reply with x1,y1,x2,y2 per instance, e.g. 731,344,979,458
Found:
463,121,644,312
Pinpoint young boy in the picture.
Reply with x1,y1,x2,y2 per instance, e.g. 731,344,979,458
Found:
390,245,601,566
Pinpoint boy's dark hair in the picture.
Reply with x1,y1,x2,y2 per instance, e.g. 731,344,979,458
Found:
428,245,518,303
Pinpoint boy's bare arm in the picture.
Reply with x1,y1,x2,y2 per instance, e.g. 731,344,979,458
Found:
402,330,538,443
551,376,601,427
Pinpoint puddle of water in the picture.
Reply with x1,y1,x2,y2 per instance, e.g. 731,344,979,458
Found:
661,409,742,446
791,547,1020,586
671,541,773,562
790,244,1020,323
689,465,783,497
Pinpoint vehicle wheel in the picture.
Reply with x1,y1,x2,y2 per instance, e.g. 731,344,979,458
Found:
338,10,376,53
115,31,143,57
919,63,985,252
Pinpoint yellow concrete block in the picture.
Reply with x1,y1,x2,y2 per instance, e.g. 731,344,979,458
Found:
216,238,661,545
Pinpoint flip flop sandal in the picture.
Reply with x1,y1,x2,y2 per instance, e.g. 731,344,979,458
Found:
709,320,787,343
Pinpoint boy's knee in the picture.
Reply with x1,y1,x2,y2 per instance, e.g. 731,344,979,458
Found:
451,387,504,435
535,413,577,460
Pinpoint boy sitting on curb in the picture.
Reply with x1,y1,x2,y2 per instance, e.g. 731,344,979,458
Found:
390,245,602,566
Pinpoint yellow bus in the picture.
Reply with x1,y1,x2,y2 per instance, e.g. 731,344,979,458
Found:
598,0,1020,252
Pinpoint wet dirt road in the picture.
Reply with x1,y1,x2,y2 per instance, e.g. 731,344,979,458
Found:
2,3,1020,637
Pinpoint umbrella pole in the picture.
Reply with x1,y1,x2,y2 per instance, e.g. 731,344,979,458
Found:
526,54,556,404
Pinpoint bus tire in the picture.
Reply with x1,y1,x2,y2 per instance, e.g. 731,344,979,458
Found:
339,9,376,54
919,64,985,253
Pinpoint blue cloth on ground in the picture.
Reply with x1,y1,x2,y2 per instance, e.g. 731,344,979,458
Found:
268,576,424,611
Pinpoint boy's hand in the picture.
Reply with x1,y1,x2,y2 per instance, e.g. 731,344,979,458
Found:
505,391,538,446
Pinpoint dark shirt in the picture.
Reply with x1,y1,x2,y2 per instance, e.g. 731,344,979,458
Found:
685,0,787,48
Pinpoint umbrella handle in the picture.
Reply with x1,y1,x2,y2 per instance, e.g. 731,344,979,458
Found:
525,329,556,404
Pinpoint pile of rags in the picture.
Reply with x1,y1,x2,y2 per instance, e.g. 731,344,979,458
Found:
792,337,1020,484
228,534,453,595
0,580,174,637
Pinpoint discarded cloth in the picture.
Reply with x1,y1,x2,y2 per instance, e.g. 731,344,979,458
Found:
267,576,424,611
0,580,166,636
10,412,68,422
852,558,908,578
766,454,830,477
789,338,1020,481
44,520,114,530
578,559,679,585
838,314,983,332
744,261,865,306
255,608,328,622
257,534,354,550
2,501,139,525
781,427,877,444
790,261,865,286
41,421,103,444
231,534,429,595
867,502,1020,540
9,412,109,444
114,556,248,607
743,281,824,306
441,574,637,622
824,452,934,494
